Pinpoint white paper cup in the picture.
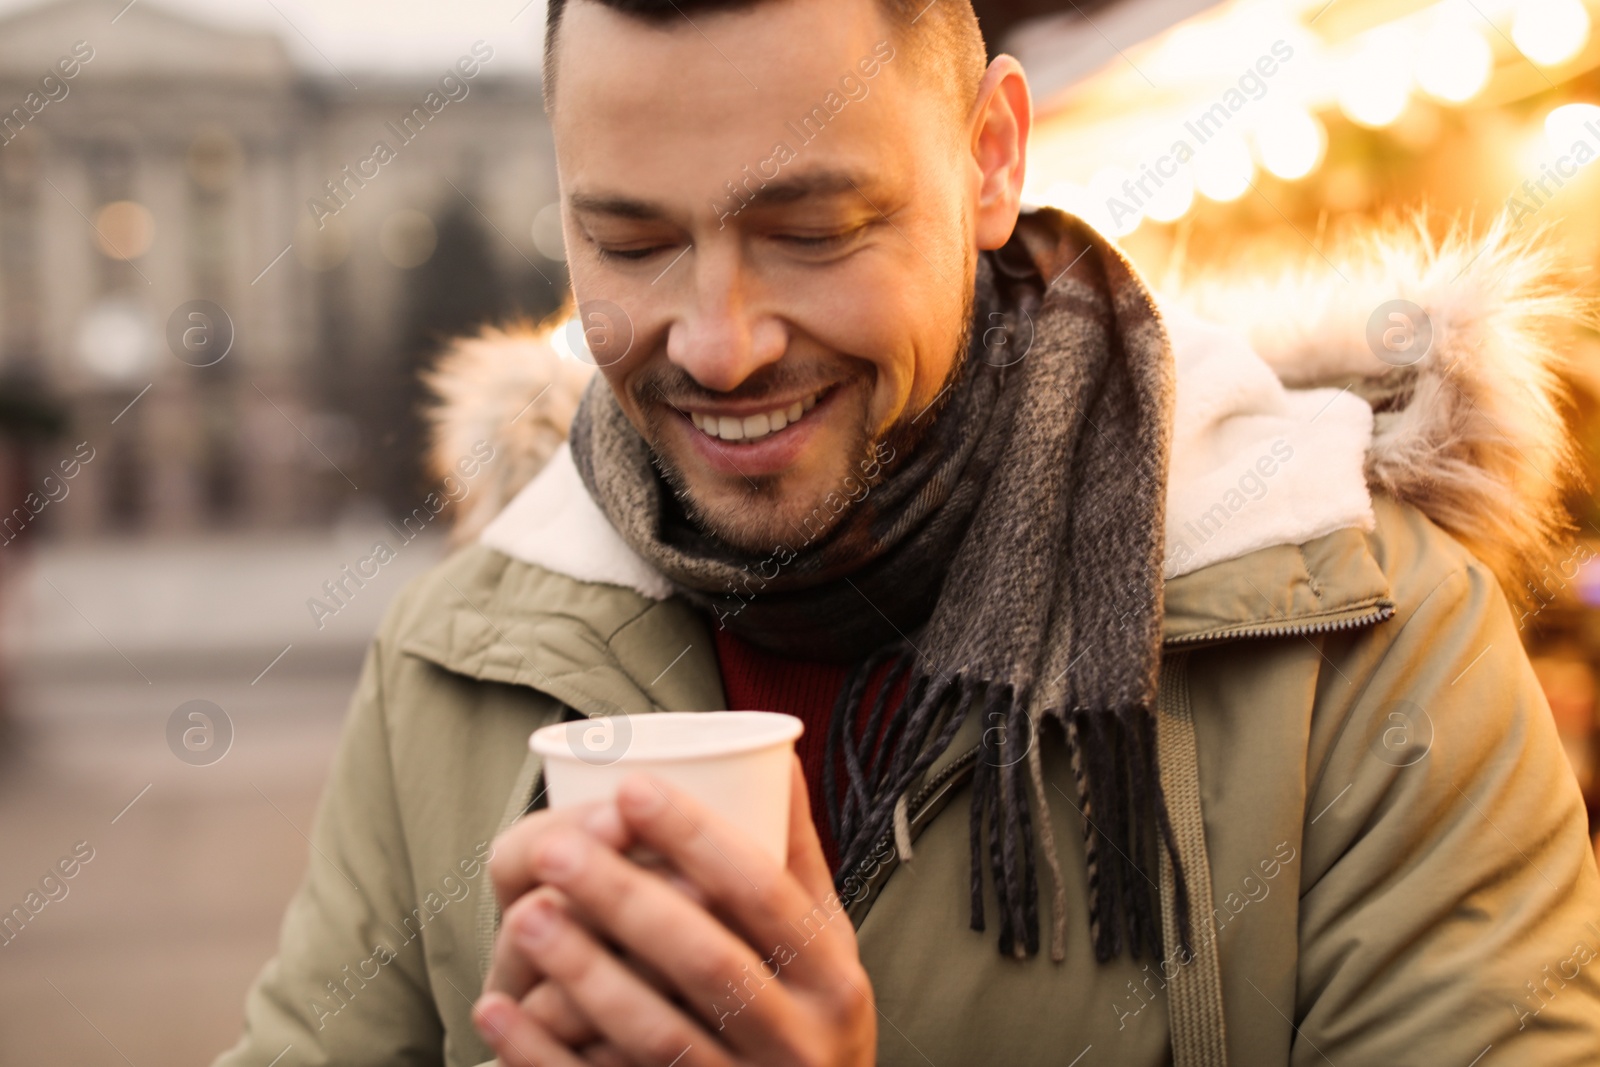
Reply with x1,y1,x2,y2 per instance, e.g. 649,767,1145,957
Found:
529,711,804,864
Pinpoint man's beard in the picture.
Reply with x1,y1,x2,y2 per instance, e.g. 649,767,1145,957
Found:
631,294,976,556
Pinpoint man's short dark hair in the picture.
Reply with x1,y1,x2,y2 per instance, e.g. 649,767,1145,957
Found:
542,0,989,119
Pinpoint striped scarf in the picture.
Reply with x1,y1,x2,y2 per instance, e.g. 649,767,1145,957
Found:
570,207,1183,963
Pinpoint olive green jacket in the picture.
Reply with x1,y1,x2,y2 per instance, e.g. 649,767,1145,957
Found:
214,218,1600,1065
212,488,1600,1066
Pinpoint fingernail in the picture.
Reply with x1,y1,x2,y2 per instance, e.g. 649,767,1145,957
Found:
516,898,559,947
474,996,510,1038
535,832,583,878
583,803,624,843
619,775,664,815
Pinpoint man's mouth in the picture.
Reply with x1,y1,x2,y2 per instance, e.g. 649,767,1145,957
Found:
682,387,827,444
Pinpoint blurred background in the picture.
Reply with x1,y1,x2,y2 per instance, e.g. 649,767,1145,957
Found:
1,0,1599,1062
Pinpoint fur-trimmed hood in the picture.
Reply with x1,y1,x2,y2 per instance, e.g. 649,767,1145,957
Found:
425,215,1592,605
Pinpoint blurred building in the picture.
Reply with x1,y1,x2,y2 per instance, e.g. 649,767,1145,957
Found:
0,0,563,537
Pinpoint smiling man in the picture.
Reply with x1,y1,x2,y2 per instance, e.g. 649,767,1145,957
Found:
214,1,1600,1065
550,0,993,559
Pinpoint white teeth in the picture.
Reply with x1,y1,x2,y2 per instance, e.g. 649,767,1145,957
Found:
690,390,823,442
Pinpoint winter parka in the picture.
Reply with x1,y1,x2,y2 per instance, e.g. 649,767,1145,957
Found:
213,218,1600,1066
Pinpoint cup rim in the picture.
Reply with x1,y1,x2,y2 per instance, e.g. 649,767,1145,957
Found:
529,710,803,763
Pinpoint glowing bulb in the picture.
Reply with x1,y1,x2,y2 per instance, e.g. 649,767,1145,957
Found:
1513,0,1591,67
1088,167,1141,237
1142,167,1195,223
1416,21,1493,103
1256,107,1325,180
1545,102,1600,153
1337,30,1411,128
1192,133,1253,201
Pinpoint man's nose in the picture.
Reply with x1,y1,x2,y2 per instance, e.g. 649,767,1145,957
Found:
664,247,786,393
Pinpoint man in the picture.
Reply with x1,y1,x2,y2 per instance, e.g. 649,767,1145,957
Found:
215,0,1600,1063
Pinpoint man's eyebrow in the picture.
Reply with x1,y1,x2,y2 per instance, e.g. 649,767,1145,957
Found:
567,193,665,220
567,169,877,220
741,169,873,206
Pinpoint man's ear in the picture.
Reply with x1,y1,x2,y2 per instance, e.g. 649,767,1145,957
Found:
968,55,1032,252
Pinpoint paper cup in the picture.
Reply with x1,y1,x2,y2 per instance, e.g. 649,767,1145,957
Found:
529,711,804,864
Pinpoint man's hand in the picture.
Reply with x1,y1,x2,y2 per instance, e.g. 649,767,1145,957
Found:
473,756,877,1066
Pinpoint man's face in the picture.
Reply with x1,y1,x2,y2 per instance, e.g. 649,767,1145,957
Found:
551,0,983,552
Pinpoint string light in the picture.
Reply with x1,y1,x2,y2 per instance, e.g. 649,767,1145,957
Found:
1192,133,1254,201
1512,0,1591,67
1088,166,1141,237
1023,0,1600,228
1415,19,1493,103
1143,167,1196,222
1337,28,1412,128
1256,107,1325,180
1545,102,1600,153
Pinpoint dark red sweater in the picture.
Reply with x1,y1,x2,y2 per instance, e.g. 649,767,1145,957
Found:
711,625,908,871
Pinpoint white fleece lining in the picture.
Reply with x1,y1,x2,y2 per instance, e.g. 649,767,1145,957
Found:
480,304,1377,594
480,442,677,601
1160,303,1375,579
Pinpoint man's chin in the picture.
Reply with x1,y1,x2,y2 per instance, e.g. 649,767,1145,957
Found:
650,405,898,554
656,451,867,555
676,477,837,554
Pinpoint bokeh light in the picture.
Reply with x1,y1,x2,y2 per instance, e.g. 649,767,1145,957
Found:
1337,29,1412,128
1512,0,1592,67
92,200,155,260
1142,166,1196,222
1546,102,1600,153
1415,20,1493,103
1256,107,1325,180
1088,166,1141,237
378,209,438,269
1192,133,1255,201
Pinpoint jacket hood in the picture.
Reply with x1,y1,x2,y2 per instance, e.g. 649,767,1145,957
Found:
1165,213,1590,597
425,213,1590,608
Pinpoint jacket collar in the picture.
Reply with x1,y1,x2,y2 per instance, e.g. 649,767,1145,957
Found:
1160,523,1393,646
401,525,1393,709
398,546,726,717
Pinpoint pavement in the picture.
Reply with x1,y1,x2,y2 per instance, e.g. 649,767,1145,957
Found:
0,526,445,1066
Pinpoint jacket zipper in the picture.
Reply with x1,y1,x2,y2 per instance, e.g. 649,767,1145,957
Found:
901,746,980,821
842,744,981,920
1161,602,1395,647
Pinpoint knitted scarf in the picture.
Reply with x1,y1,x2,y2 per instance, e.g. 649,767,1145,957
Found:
570,207,1182,963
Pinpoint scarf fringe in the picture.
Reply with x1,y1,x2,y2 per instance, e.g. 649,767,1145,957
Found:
826,651,1189,966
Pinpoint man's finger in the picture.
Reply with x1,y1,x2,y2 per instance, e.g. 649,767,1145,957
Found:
513,891,738,1067
511,827,802,1052
613,773,862,987
580,1043,631,1067
488,801,631,911
473,990,590,1067
523,979,600,1048
785,755,835,901
485,886,568,997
